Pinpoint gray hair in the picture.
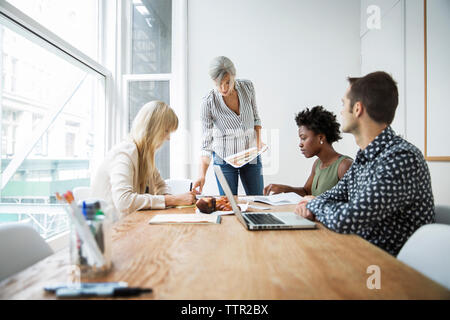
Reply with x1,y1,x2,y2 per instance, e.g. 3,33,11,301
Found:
208,56,236,84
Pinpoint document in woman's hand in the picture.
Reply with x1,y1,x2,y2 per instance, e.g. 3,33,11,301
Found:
224,145,268,168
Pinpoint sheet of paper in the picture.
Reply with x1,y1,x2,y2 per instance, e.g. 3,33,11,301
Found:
253,192,303,206
149,214,220,224
175,204,196,209
248,204,271,210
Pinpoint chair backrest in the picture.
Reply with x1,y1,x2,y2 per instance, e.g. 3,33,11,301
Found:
73,186,92,203
435,205,450,225
0,223,53,281
164,179,192,195
397,223,450,290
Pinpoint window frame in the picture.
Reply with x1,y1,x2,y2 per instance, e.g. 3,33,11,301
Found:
0,1,113,250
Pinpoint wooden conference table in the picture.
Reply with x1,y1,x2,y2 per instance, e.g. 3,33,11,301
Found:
1,201,449,300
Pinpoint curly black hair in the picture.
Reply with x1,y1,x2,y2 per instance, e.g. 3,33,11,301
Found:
294,106,342,144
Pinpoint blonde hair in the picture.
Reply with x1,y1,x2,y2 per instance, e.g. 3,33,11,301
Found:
130,101,178,194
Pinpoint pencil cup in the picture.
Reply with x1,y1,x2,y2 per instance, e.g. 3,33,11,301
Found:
69,199,113,279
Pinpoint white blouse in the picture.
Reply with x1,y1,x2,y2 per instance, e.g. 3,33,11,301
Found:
91,141,168,221
200,79,261,160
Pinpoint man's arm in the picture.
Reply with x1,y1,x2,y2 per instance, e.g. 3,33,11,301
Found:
306,151,418,234
295,165,351,220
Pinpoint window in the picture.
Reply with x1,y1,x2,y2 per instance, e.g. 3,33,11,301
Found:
0,2,108,244
128,80,171,177
0,0,187,250
5,0,100,61
123,0,173,179
131,0,172,74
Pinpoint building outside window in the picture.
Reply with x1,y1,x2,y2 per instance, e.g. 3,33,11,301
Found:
0,0,185,248
0,0,106,243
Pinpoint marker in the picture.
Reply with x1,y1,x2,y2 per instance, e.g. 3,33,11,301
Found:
56,286,153,298
44,281,128,293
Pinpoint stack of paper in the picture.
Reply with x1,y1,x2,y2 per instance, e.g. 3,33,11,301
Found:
148,214,221,225
253,192,303,206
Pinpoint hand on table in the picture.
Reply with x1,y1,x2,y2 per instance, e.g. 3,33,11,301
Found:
263,183,289,195
294,196,316,221
178,192,197,205
166,192,196,207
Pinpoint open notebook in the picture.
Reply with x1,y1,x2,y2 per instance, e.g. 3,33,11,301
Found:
148,214,221,225
252,192,303,206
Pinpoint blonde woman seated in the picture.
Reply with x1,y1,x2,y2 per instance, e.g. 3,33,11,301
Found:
91,101,196,220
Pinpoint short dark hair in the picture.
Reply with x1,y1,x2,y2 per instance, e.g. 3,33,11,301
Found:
295,106,342,144
347,71,398,125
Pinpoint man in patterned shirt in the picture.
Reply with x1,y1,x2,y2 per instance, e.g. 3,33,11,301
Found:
295,71,435,256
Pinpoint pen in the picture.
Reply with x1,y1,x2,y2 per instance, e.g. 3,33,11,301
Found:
190,182,193,191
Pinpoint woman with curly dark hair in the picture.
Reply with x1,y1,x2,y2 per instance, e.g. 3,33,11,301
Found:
264,106,352,196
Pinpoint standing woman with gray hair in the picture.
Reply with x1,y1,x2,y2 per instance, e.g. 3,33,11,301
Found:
193,56,265,195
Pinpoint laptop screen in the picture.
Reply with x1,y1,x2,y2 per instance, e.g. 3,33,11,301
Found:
213,165,249,229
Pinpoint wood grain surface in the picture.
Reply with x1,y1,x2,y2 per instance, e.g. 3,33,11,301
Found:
1,203,449,299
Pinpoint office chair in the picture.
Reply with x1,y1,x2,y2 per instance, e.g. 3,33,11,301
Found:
165,179,193,194
397,223,450,290
0,223,54,281
435,205,450,225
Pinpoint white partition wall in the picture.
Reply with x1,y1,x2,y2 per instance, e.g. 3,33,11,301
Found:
187,0,361,195
362,0,450,205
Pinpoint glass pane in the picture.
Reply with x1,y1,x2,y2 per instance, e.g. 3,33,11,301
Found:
6,0,99,61
128,80,170,179
131,0,172,74
0,17,106,240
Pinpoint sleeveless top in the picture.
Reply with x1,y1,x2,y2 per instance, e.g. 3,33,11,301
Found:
311,155,352,196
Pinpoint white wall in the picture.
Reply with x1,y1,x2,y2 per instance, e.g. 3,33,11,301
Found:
361,0,450,206
406,0,450,206
425,0,450,157
361,0,406,136
187,0,361,195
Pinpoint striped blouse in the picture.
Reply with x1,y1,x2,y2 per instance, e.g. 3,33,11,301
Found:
200,79,262,160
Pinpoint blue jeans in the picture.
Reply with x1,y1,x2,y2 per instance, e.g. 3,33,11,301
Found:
213,152,264,196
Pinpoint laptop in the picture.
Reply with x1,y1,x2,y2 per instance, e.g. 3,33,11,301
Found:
213,166,316,230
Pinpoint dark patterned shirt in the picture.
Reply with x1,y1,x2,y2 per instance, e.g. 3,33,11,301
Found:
306,126,435,256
